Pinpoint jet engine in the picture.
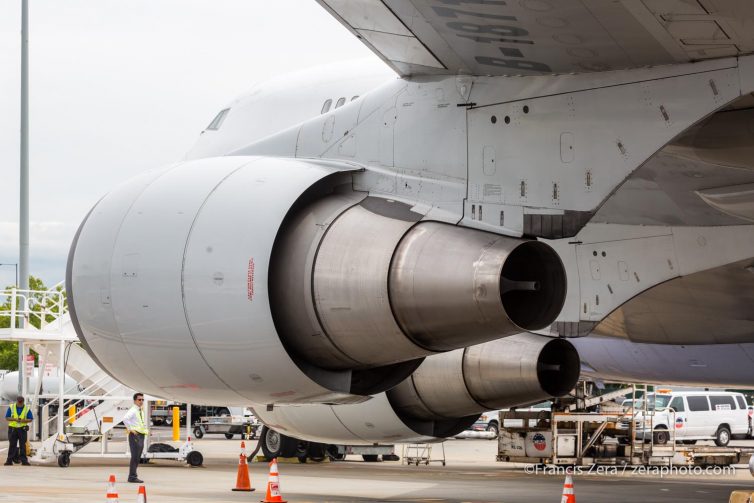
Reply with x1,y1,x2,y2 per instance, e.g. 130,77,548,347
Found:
68,156,566,405
253,334,580,443
387,333,580,423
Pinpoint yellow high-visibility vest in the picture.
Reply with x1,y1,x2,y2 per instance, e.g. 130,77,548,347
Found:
129,405,149,435
8,403,31,429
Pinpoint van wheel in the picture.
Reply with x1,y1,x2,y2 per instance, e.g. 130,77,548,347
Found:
653,427,669,445
486,422,499,438
714,426,731,447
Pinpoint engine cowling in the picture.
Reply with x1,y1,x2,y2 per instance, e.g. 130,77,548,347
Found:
68,156,567,405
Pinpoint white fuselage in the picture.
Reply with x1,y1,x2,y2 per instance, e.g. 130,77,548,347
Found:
185,59,395,160
67,57,754,444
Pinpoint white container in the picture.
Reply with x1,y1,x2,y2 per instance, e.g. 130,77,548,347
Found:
556,435,577,457
524,431,553,457
498,430,527,458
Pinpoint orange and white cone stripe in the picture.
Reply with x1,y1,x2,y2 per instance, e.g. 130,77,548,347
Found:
560,472,575,503
136,484,147,503
106,474,119,502
261,458,287,503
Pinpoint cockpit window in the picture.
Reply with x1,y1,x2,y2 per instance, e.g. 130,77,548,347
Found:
321,99,332,114
335,97,346,109
351,95,359,101
206,108,230,131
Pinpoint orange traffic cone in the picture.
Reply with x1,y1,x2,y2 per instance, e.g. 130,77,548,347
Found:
561,472,576,503
232,441,254,492
261,458,287,503
136,485,147,503
106,474,119,502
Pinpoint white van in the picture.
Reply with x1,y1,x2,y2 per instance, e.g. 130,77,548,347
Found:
471,401,552,436
629,391,749,446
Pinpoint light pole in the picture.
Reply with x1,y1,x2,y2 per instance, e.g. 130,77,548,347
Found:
19,0,30,397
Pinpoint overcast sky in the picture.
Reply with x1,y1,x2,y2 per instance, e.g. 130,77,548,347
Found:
0,0,379,287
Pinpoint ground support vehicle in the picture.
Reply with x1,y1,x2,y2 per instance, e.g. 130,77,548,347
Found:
151,403,234,427
401,442,446,466
470,401,553,437
150,404,185,427
50,398,203,468
193,415,259,440
496,384,753,467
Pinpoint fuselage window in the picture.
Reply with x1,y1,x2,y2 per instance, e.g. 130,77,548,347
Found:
206,108,230,131
335,97,346,109
351,95,359,101
321,99,332,114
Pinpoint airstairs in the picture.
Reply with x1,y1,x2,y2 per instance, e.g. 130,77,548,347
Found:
0,285,134,464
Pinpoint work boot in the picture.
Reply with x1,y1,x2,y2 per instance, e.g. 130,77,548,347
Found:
21,461,30,466
3,461,11,466
128,477,144,483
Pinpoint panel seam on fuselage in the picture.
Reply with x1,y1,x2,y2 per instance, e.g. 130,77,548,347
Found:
179,159,260,402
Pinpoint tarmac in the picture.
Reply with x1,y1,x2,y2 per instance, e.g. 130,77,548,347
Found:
1,431,752,502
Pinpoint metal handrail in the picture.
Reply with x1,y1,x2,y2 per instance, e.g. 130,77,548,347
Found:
0,287,67,333
627,385,678,461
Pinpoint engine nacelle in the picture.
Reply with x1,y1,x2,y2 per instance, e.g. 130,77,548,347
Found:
388,334,580,422
271,194,566,371
254,334,579,443
68,156,566,405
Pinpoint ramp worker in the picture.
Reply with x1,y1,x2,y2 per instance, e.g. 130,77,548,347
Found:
123,392,148,483
4,395,32,466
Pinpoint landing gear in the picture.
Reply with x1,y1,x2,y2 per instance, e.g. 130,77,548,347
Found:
307,442,327,462
260,426,297,460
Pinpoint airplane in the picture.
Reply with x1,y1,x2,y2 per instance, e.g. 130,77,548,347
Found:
66,1,754,447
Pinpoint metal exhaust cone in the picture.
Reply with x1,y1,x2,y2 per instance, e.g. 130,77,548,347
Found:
232,452,254,492
261,458,287,503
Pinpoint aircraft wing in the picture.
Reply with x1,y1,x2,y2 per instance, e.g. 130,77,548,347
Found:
317,0,754,76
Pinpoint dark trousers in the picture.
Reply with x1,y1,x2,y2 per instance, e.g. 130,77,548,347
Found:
6,427,28,463
128,432,145,479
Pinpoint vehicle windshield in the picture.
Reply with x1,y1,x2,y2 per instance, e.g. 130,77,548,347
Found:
633,394,672,411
